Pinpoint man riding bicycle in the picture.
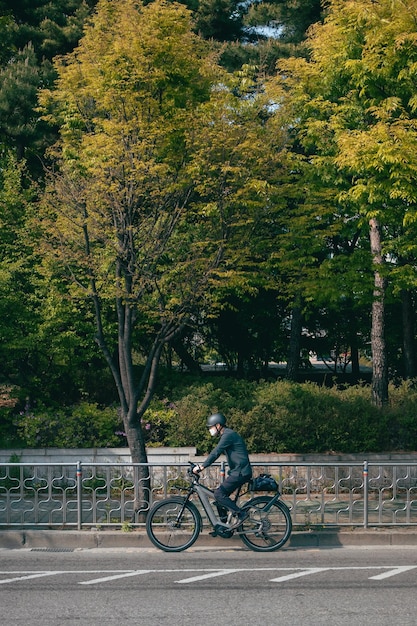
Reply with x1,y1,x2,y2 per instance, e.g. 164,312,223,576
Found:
193,412,252,528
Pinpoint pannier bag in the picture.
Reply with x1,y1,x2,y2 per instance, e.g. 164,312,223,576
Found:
251,473,279,492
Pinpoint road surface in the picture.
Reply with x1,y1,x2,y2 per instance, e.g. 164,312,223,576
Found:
1,545,415,625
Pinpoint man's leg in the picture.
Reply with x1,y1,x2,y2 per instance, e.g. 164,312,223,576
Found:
214,475,248,513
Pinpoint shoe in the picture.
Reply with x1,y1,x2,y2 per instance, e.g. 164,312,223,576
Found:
228,509,249,530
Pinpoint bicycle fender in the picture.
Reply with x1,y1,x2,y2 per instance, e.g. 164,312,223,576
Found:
244,493,281,513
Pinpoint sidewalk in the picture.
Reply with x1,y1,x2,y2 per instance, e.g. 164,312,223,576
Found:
2,527,417,550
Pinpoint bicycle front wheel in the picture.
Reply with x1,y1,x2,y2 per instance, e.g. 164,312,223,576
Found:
239,495,292,552
146,497,201,552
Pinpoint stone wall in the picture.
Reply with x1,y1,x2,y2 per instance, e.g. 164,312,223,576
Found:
0,447,196,465
2,447,417,465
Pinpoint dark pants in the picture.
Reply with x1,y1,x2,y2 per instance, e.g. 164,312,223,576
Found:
214,473,251,514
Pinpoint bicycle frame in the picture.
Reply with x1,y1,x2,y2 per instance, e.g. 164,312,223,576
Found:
182,470,281,533
189,481,231,529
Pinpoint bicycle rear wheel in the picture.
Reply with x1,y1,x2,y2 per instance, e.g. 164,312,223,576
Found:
146,497,201,552
239,495,292,552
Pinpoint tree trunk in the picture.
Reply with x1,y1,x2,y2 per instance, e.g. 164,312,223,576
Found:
125,420,150,522
350,343,360,381
347,314,360,380
401,289,416,379
172,337,202,374
369,218,388,406
92,282,170,520
286,297,302,381
236,350,245,377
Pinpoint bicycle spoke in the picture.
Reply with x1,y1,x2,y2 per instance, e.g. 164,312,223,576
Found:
239,496,292,552
146,498,201,552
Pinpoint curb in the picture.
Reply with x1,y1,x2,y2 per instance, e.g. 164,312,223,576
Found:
2,528,417,550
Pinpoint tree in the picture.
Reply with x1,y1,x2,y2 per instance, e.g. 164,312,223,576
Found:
270,0,417,404
0,43,52,161
0,1,98,167
253,0,322,44
328,0,417,402
186,63,293,377
0,0,96,59
38,0,236,505
193,0,243,41
0,150,38,388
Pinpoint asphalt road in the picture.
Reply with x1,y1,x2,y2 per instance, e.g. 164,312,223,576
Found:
1,545,416,625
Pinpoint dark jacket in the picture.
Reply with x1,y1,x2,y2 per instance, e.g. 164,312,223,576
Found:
202,427,252,478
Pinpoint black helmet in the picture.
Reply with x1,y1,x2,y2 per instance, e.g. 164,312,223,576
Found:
207,412,226,428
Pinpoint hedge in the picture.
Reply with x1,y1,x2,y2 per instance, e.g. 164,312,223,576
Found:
9,378,417,454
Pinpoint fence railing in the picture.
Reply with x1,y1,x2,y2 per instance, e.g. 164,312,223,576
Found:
1,460,417,529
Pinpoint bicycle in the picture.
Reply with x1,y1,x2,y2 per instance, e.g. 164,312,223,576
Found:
146,462,292,552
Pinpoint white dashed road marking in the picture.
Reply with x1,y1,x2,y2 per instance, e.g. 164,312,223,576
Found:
270,568,329,582
175,569,241,584
368,566,417,580
0,566,416,586
79,570,152,585
0,571,62,584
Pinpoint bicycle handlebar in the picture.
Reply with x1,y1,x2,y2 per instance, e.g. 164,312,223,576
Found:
187,461,201,481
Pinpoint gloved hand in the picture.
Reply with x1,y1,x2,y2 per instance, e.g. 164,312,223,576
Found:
192,464,203,474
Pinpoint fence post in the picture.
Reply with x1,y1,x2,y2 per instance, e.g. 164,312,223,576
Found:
220,461,225,483
76,461,82,530
363,460,368,529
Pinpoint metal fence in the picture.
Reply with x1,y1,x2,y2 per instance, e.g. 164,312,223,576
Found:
1,460,417,529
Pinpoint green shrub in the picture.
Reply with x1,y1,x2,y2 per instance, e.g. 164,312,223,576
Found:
228,381,386,454
11,378,417,453
161,380,259,453
140,399,177,447
157,379,401,454
385,381,417,450
16,402,125,448
0,407,23,448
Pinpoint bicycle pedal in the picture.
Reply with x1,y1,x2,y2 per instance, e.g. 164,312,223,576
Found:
210,523,224,537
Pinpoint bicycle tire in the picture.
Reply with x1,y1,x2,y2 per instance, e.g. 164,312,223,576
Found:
146,497,202,552
239,495,292,552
